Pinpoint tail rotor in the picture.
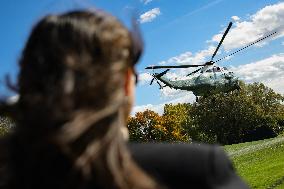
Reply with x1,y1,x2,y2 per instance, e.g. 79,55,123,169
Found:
149,69,170,89
150,73,163,89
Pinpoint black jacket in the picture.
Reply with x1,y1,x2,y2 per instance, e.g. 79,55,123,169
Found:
129,143,249,189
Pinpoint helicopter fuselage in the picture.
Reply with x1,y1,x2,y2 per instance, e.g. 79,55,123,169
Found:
155,67,240,97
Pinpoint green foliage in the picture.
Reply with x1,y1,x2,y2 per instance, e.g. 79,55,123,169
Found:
191,82,284,144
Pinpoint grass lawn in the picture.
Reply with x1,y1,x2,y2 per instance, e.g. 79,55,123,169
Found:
224,136,284,189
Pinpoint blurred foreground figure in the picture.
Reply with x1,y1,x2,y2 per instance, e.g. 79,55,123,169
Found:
0,10,249,189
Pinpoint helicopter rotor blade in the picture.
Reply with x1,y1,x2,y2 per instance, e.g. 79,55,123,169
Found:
150,77,155,85
156,69,170,77
186,67,202,76
145,64,204,69
211,22,232,61
214,31,277,63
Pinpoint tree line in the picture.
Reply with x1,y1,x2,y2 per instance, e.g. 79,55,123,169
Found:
127,82,284,145
0,82,284,145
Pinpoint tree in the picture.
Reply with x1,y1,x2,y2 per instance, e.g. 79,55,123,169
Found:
162,103,192,142
127,110,166,142
127,107,192,143
190,82,284,144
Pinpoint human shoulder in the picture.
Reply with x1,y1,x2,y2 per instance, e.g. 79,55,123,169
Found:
129,143,249,189
128,143,221,178
0,136,11,188
0,136,10,164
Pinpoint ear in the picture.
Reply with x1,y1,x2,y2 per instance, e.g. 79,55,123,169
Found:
124,68,133,96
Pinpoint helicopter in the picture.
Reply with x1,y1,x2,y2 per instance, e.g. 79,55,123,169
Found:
145,22,277,101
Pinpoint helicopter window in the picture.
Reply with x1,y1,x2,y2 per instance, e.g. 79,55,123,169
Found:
213,67,221,72
206,69,212,72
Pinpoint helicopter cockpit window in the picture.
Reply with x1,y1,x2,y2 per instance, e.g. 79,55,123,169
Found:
206,69,212,72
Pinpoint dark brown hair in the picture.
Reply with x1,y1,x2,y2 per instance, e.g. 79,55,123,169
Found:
0,10,159,189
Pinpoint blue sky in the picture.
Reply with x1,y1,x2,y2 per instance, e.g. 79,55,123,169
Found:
0,0,284,114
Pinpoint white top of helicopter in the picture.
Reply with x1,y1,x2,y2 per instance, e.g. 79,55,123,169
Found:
203,66,228,73
171,66,231,81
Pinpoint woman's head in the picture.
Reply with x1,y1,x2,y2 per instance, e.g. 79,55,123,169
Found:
17,10,141,128
1,10,160,189
8,9,160,189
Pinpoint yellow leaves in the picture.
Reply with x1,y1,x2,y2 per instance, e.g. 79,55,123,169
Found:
171,130,180,138
127,107,191,143
154,124,167,133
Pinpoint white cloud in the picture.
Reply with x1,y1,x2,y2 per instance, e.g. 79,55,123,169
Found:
132,103,164,115
138,73,153,85
158,52,192,65
160,88,195,101
232,53,284,94
139,8,161,23
158,46,216,66
231,16,240,22
141,0,153,5
213,2,284,51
